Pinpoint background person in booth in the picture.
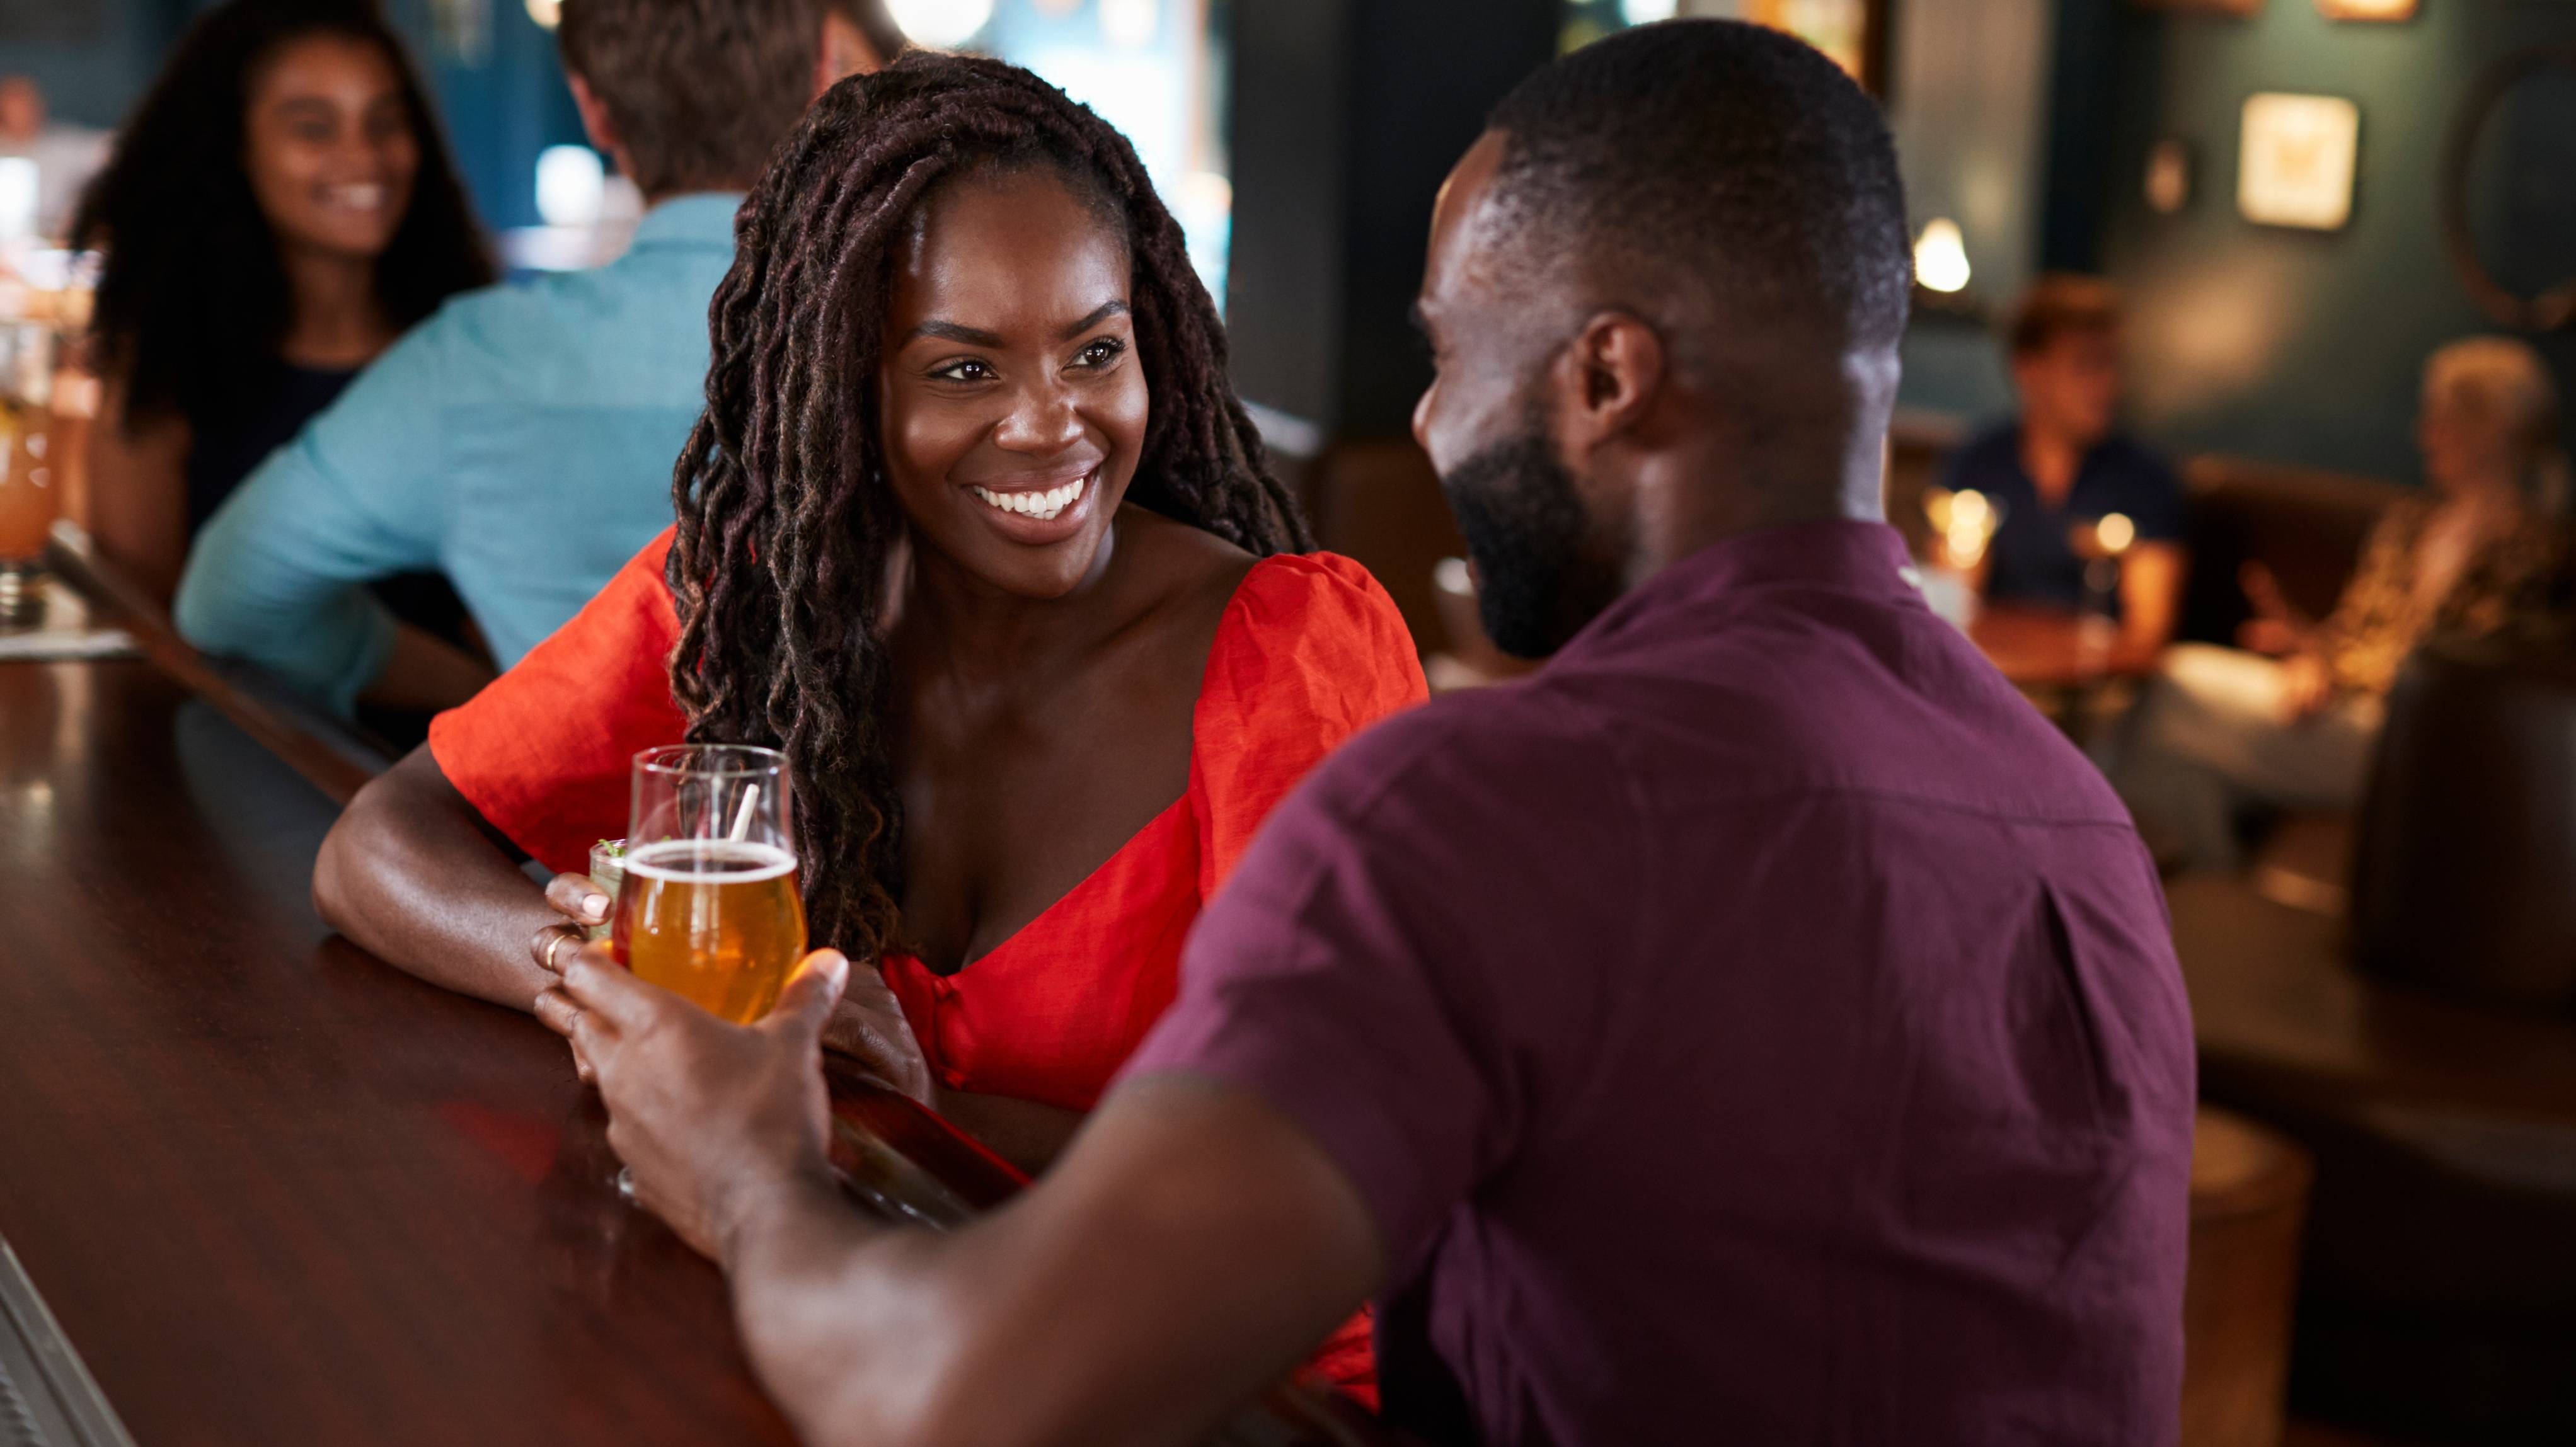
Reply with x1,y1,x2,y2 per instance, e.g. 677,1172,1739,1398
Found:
171,0,895,718
1943,275,2185,651
535,24,2194,1447
2115,336,2572,874
76,0,492,631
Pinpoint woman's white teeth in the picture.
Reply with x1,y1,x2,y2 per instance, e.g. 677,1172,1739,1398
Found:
325,183,387,210
971,476,1086,522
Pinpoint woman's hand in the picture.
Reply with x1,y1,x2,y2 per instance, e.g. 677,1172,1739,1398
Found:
531,872,615,1080
820,964,940,1110
531,871,613,972
534,944,850,1261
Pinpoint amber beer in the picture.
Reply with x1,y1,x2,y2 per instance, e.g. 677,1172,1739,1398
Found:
618,744,802,1024
612,838,807,1023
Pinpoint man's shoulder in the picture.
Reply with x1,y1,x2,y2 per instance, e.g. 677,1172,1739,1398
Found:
397,262,717,389
388,277,551,369
1302,675,1627,822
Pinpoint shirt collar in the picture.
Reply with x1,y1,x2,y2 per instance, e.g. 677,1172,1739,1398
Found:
627,192,744,252
1559,518,1919,659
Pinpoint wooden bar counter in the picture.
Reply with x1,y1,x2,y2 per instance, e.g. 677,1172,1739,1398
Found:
0,544,1394,1447
0,655,800,1444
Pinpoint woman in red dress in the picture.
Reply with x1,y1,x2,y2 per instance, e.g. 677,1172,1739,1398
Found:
314,55,1418,1393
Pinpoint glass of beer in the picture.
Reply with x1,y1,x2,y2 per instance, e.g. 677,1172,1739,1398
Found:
612,745,806,1024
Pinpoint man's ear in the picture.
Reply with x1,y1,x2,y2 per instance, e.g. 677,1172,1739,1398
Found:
1548,310,1665,457
815,11,883,96
565,72,637,183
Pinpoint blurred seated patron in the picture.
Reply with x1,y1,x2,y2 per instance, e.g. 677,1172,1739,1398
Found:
2118,336,2570,872
532,25,2193,1447
1943,275,2184,649
0,76,110,239
312,55,1423,1393
75,0,492,635
171,0,896,717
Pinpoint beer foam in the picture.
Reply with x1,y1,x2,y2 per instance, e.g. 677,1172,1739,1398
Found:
621,838,798,883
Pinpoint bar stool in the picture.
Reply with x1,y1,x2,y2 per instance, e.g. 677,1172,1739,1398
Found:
2183,1106,2316,1447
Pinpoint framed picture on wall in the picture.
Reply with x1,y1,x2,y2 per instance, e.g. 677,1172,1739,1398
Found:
2238,92,2360,230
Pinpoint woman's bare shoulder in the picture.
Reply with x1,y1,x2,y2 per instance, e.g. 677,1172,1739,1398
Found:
1111,504,1260,619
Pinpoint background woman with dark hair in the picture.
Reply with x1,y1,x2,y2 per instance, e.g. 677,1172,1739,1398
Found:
75,0,492,607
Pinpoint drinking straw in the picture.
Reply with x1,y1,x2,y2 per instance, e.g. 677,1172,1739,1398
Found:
727,782,761,843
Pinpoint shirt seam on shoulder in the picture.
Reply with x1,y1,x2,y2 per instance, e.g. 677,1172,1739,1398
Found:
1643,775,2141,832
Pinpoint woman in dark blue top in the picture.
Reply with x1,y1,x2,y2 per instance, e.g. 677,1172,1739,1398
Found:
76,0,492,614
1941,276,2185,646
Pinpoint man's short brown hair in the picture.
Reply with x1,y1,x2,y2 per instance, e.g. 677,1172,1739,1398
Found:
2008,274,2122,358
558,0,900,197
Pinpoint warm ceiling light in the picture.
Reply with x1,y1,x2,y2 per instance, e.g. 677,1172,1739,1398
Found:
1621,0,1681,22
887,0,995,49
1914,217,1970,294
525,0,560,28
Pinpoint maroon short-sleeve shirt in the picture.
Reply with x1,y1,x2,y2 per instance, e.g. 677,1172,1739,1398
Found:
1122,520,2195,1446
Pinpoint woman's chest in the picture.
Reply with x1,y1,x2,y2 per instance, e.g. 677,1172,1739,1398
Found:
895,661,1201,973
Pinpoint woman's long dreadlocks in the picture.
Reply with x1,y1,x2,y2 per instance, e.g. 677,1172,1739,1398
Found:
667,52,1311,967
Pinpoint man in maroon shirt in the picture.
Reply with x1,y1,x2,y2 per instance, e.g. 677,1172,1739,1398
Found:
539,20,2194,1446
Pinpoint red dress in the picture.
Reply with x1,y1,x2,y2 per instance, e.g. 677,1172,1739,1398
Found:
429,527,1427,1396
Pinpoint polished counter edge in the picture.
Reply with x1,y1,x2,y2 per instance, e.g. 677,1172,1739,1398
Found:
0,1238,138,1447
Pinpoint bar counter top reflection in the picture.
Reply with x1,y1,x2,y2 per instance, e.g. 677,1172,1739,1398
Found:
0,535,1391,1447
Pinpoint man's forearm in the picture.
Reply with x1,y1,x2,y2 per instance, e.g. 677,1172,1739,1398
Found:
722,1168,941,1447
703,1080,1386,1447
173,443,417,716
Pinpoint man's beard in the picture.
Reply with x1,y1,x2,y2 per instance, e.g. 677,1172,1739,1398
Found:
1439,411,1626,660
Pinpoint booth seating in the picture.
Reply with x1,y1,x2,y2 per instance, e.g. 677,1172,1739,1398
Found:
2175,457,2406,650
1310,438,1467,657
2170,638,2576,1443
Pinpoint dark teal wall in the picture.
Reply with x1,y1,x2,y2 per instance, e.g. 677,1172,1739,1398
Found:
391,0,587,234
2091,0,2576,483
0,0,187,129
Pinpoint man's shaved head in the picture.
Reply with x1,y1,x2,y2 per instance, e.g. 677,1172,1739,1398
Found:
1482,20,1912,356
1412,21,1911,659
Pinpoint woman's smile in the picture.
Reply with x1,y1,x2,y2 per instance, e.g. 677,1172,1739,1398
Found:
960,460,1100,543
967,461,1095,522
315,180,394,216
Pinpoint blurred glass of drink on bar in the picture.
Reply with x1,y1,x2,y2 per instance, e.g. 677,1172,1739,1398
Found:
612,745,807,1024
0,321,59,625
